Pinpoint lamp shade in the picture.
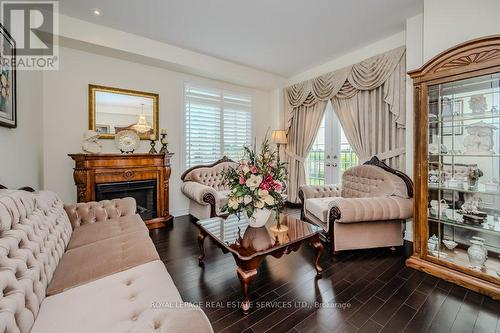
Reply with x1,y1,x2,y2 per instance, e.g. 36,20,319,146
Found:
271,130,287,144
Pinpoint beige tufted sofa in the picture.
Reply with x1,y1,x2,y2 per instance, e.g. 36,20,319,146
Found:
299,157,413,254
181,157,238,219
0,189,213,333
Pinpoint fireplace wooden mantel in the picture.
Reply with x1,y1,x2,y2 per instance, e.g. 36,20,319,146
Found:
68,153,174,229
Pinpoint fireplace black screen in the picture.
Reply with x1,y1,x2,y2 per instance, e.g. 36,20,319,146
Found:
95,180,157,221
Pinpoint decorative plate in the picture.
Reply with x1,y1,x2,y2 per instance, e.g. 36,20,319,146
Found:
115,130,139,153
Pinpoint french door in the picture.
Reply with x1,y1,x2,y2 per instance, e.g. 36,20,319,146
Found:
306,102,358,185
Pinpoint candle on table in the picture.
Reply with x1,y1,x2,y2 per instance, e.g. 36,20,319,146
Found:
149,134,155,141
160,128,167,135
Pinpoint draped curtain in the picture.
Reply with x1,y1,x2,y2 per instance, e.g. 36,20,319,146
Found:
286,100,328,204
285,46,406,203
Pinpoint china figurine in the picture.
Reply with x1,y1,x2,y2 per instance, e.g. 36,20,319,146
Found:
463,121,497,154
81,130,102,154
467,240,487,269
469,94,487,113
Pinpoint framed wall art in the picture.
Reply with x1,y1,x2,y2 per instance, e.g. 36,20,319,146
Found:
0,23,16,128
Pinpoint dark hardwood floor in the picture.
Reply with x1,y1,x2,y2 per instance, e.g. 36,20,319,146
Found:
149,213,500,333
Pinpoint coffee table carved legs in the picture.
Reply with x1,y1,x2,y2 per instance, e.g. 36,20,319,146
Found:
236,267,258,314
235,256,264,314
310,234,324,275
198,229,207,264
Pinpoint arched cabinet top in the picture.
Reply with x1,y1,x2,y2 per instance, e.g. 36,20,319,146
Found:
408,35,500,83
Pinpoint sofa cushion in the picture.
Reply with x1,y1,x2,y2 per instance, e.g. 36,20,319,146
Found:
31,260,213,333
67,214,147,250
47,230,159,295
305,197,336,223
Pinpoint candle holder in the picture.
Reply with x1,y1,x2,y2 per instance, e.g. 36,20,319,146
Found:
159,133,169,154
148,138,157,154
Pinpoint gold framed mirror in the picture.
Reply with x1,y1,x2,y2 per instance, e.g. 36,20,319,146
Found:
88,84,159,140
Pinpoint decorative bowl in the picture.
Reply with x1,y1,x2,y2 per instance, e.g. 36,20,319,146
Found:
442,240,458,250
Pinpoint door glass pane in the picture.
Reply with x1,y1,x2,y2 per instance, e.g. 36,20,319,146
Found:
307,115,326,185
340,128,358,174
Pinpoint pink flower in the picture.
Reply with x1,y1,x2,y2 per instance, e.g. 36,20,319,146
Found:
260,182,271,191
250,165,258,174
239,176,246,185
273,181,283,191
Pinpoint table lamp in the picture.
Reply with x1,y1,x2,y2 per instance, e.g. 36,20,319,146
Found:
271,130,287,159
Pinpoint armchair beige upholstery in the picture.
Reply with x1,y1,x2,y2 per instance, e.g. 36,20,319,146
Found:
181,157,238,219
299,156,413,253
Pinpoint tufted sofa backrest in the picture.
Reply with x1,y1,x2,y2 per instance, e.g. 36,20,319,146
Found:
341,165,409,199
64,197,136,228
183,161,238,191
0,189,73,333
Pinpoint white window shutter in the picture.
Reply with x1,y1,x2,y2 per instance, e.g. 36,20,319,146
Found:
185,84,252,168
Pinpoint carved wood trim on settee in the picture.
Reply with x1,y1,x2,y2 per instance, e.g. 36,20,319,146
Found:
180,156,235,181
0,184,36,192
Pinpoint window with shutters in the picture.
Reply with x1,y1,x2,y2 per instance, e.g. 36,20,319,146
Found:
185,84,252,168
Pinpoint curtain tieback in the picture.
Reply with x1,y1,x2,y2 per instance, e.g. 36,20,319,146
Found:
285,150,306,164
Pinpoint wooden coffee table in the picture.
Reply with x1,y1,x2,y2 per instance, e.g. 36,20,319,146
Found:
196,214,324,314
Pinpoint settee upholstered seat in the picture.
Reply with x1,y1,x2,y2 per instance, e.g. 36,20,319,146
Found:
0,189,213,333
181,157,238,219
299,156,413,253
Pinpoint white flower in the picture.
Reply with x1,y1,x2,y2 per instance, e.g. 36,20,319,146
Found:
243,195,252,205
263,195,275,205
242,166,250,174
246,175,262,190
228,197,239,210
254,199,265,209
258,189,268,197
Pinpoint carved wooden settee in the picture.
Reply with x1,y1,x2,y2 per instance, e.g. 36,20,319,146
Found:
299,156,414,254
180,157,238,219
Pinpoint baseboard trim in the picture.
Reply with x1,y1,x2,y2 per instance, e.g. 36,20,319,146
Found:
171,208,189,217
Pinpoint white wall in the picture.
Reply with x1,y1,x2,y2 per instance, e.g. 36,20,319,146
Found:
0,70,43,189
57,15,286,90
42,46,277,215
423,0,500,62
403,13,424,241
287,31,406,85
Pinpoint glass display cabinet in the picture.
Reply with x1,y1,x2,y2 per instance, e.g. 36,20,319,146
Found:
407,35,500,299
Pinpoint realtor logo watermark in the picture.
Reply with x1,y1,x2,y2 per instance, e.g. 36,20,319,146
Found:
1,0,59,70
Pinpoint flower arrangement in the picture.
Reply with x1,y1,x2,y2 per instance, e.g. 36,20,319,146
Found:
222,138,286,223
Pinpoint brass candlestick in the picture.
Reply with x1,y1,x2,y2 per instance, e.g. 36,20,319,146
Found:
159,133,169,154
148,139,157,154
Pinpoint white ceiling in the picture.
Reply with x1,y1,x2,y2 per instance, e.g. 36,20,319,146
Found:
58,0,423,77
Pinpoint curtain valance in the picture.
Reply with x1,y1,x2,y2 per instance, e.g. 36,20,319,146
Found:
285,46,405,129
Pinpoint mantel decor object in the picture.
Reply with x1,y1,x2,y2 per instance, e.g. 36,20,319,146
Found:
81,130,102,154
115,130,139,153
159,129,169,154
148,134,157,154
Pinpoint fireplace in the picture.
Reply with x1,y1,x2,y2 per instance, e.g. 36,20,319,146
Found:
69,153,174,229
96,180,157,220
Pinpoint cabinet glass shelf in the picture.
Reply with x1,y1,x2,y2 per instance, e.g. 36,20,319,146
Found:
425,71,500,285
428,216,500,236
